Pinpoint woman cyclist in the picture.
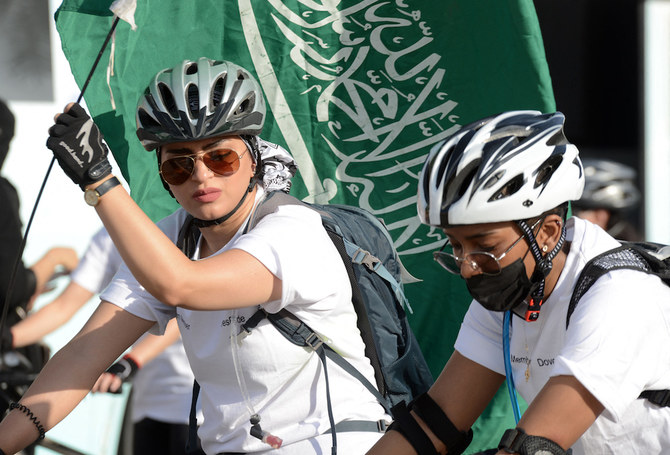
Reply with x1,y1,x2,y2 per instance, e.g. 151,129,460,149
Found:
367,110,670,455
0,58,389,454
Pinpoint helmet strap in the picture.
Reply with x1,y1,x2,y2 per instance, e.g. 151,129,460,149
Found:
192,178,256,228
512,218,566,322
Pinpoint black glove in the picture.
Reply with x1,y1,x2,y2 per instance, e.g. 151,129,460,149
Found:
105,354,140,394
471,450,498,455
46,103,112,189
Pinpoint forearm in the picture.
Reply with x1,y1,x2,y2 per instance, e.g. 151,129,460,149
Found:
0,338,107,451
11,283,93,348
29,247,78,297
513,375,603,450
11,305,70,348
0,302,152,453
368,351,504,455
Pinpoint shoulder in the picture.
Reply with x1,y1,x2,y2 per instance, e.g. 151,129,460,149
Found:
566,216,622,262
249,197,323,236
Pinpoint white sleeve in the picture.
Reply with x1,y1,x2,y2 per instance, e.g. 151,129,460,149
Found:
98,211,188,335
70,227,123,294
100,262,176,335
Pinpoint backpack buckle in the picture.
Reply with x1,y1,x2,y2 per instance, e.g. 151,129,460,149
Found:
352,248,382,271
305,332,324,350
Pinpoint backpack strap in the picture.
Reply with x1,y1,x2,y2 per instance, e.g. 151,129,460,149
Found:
245,190,410,398
567,243,670,408
176,217,204,454
240,307,388,454
340,234,412,313
240,307,390,415
639,390,670,407
185,380,201,454
567,245,653,329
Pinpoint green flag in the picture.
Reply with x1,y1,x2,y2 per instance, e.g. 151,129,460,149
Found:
55,0,553,451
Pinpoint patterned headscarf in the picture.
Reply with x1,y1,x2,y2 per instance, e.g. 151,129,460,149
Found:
245,136,298,193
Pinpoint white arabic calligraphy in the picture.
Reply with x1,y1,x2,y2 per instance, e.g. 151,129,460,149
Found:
240,0,460,255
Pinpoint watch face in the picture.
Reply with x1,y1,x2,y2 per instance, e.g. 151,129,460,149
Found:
84,189,99,206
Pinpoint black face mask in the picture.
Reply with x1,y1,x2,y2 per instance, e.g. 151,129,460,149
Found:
465,258,531,312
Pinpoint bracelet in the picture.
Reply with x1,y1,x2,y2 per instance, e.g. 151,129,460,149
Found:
9,402,46,440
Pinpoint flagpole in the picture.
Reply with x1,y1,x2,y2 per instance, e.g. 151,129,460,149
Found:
0,16,122,361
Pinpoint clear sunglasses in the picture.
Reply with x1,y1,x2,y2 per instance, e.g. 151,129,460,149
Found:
433,220,541,276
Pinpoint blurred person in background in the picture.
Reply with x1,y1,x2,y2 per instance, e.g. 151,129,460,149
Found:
7,226,203,455
571,158,643,242
0,98,78,455
0,98,78,327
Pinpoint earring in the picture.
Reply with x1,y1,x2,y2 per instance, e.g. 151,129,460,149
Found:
542,245,549,253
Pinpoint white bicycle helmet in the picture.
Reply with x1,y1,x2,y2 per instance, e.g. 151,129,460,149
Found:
136,58,266,151
418,110,585,227
572,158,640,212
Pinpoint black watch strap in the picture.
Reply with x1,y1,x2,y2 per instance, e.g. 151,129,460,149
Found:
95,176,121,197
85,176,121,206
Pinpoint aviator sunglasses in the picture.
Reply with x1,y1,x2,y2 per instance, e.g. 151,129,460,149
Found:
433,219,541,276
159,148,249,185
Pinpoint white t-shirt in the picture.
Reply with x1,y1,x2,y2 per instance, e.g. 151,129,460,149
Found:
101,190,388,454
455,217,670,454
72,227,195,425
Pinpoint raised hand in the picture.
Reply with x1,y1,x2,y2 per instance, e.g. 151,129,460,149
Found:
46,103,112,189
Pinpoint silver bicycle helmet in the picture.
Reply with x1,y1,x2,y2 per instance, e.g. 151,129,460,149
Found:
572,158,640,212
418,110,585,227
136,58,266,151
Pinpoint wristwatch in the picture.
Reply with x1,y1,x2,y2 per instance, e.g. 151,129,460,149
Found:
84,176,121,207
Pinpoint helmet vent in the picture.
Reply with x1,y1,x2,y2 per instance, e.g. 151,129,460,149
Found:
535,155,563,188
186,84,200,117
212,77,225,107
233,94,254,117
484,170,505,189
158,82,179,118
137,108,161,129
185,62,198,75
445,161,478,204
489,174,524,201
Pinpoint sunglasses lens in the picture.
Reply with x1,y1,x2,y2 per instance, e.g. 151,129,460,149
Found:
160,157,194,185
203,150,241,177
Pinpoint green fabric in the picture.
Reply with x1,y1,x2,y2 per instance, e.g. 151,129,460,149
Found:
55,1,553,451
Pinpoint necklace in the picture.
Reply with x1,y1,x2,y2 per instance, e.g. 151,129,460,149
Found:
520,307,549,383
524,340,530,382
